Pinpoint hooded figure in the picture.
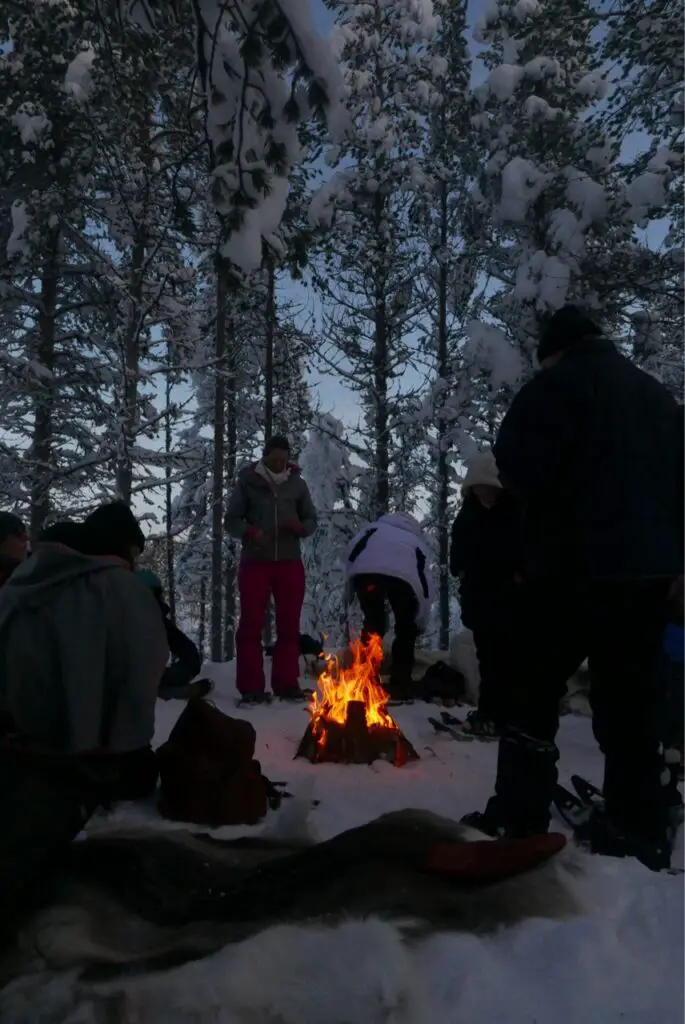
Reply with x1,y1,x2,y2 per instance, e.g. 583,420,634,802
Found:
0,529,168,945
0,536,167,754
224,435,318,703
345,513,434,700
449,450,523,737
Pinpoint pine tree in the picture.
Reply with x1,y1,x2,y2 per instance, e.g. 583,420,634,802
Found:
471,0,636,357
299,412,356,646
312,0,441,520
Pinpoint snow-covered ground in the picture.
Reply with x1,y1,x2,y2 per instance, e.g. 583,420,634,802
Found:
11,659,684,1024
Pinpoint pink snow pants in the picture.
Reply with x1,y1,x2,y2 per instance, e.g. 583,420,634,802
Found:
236,560,306,695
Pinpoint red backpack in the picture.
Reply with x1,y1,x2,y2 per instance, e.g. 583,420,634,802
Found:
157,699,269,827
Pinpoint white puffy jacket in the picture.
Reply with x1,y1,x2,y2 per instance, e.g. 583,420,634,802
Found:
344,513,434,632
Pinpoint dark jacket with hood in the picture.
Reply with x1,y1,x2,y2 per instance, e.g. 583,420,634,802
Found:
224,462,317,562
494,336,682,580
0,545,168,754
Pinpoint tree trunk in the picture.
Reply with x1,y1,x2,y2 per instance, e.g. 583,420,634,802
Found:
262,256,275,648
164,356,176,622
115,231,146,505
223,327,238,661
210,259,228,661
198,576,207,658
436,180,450,650
373,194,390,517
29,227,60,540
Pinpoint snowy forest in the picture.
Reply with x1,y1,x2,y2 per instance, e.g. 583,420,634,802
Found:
0,0,682,659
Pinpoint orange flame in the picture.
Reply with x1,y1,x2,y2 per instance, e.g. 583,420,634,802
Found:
309,634,399,741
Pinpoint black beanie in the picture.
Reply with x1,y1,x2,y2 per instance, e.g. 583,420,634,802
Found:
39,520,89,551
537,305,602,364
83,502,145,559
263,435,290,456
0,512,26,546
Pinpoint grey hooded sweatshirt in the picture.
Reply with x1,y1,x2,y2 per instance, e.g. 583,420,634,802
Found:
0,545,168,754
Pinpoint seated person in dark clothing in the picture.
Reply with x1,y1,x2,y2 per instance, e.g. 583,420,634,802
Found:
136,568,212,701
450,449,523,738
0,513,168,944
344,513,434,701
0,512,28,587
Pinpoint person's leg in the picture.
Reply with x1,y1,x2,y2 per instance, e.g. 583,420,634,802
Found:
354,574,388,644
386,578,418,693
471,626,508,725
483,580,587,834
588,579,672,845
271,560,306,694
236,561,273,695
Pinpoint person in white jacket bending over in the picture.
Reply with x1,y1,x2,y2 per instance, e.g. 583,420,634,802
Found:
345,513,434,701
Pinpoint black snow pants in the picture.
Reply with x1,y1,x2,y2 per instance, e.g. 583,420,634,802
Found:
488,577,673,843
464,581,519,725
354,574,418,689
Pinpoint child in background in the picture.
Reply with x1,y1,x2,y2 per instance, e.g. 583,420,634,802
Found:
449,449,523,738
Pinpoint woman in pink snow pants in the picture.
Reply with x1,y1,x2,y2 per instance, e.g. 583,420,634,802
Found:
224,435,317,703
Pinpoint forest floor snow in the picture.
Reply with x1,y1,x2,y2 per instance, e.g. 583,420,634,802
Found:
78,656,684,1024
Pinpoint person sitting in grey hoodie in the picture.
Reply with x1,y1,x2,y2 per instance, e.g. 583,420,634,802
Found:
0,513,168,946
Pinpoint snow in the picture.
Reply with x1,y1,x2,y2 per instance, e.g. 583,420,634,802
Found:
626,172,667,226
499,157,548,224
6,201,30,259
465,320,524,388
20,653,676,1024
488,64,524,101
63,45,97,102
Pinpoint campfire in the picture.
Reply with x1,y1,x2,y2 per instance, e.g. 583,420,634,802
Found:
296,634,419,767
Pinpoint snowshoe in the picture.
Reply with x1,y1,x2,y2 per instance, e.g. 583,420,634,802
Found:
428,711,474,742
459,710,501,741
236,692,273,708
554,775,680,874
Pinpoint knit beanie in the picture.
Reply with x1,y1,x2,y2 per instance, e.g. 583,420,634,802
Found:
39,520,88,550
537,305,602,364
83,501,146,559
461,450,502,495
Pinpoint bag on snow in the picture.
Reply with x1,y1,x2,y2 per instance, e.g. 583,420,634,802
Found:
157,699,269,827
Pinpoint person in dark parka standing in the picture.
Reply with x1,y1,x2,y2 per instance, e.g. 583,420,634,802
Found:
463,305,683,872
450,449,523,737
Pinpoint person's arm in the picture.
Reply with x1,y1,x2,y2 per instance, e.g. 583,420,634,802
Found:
284,480,318,538
449,506,468,578
223,475,257,540
494,372,574,500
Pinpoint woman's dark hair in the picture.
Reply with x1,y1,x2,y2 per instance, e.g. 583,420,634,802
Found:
263,435,290,456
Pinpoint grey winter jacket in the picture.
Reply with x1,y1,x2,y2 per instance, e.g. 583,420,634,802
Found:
224,463,317,562
0,545,168,754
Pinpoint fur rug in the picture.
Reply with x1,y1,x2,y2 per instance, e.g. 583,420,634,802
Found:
0,807,585,1023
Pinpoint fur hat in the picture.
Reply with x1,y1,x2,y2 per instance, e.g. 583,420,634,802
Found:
537,304,602,364
461,450,502,495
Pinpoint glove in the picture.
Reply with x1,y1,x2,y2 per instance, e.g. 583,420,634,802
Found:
282,518,306,536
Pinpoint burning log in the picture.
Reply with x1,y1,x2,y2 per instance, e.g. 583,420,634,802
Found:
295,636,419,767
